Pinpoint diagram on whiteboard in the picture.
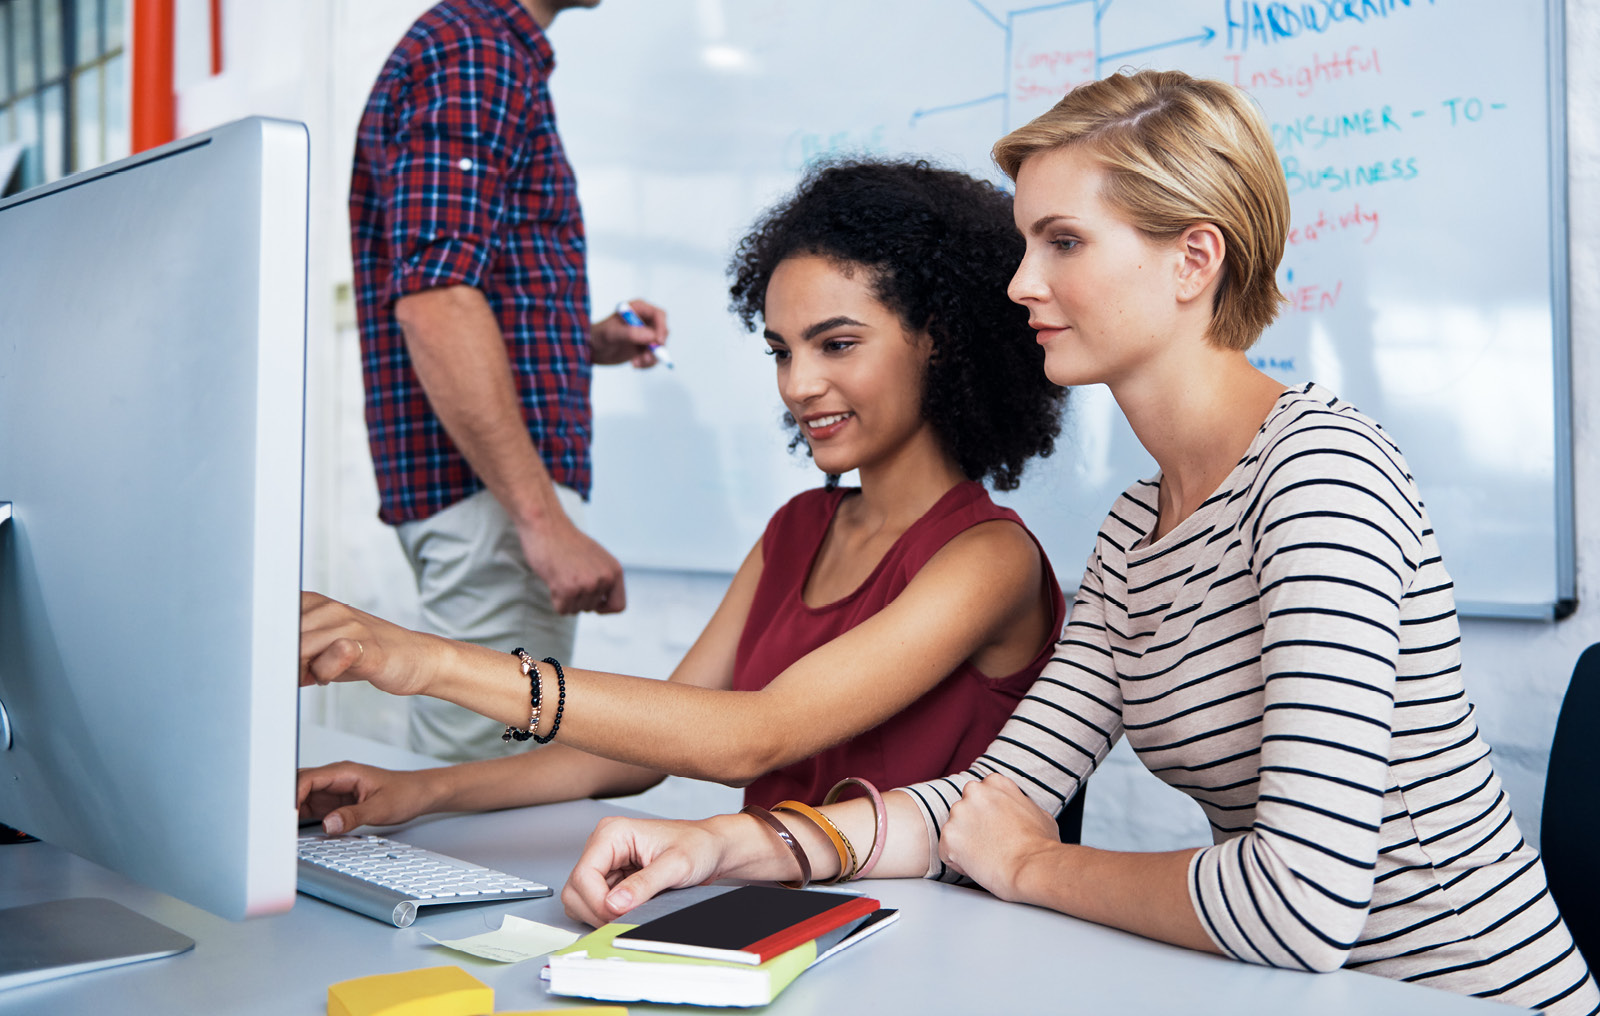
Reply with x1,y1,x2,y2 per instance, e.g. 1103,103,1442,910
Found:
558,0,1568,614
914,0,1463,134
910,0,1214,132
901,0,1509,379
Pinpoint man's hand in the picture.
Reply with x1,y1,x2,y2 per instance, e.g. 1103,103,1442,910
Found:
591,299,668,367
394,286,630,616
517,512,626,615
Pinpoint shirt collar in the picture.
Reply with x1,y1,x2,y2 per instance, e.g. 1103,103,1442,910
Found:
469,0,554,69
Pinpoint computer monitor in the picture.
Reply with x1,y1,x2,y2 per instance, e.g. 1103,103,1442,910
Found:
0,117,307,985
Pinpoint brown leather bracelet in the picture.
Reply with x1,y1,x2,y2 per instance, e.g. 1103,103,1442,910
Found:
740,805,811,889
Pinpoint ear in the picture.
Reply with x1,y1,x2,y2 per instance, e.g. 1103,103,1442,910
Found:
1174,223,1226,305
909,323,937,365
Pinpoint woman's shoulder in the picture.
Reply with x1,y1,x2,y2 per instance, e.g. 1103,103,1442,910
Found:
901,482,1034,557
760,485,854,551
1251,382,1416,492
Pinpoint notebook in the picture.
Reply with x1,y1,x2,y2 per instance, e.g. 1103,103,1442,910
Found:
545,885,897,1008
611,884,880,965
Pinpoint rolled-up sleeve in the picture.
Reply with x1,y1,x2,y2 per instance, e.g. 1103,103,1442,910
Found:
379,34,528,302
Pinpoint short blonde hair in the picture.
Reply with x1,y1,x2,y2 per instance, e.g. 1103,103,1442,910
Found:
994,70,1288,351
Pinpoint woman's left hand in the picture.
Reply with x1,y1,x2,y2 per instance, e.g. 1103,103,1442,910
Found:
561,815,733,927
939,774,1063,903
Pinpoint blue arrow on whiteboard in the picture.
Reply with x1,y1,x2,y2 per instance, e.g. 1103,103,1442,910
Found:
910,92,1007,126
1098,26,1216,69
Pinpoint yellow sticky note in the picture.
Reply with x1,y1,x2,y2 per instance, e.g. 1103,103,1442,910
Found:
327,965,492,1016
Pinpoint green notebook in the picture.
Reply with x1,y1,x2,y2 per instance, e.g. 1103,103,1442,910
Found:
543,885,898,1008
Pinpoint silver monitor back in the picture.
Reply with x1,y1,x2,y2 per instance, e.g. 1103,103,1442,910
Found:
0,117,306,921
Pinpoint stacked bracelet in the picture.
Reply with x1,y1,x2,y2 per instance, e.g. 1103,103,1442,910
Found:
740,805,811,889
531,656,566,744
823,777,888,880
501,648,542,743
773,800,858,884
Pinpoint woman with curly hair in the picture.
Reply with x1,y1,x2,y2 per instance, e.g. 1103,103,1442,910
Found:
296,159,1071,832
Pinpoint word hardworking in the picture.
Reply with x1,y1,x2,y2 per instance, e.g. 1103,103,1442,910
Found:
1225,0,1439,51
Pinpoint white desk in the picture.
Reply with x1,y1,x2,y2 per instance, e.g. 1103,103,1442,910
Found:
0,726,1526,1014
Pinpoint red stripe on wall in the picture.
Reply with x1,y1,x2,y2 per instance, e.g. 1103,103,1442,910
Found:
131,0,176,153
210,0,223,76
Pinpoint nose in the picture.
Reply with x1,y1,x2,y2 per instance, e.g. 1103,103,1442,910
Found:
1007,247,1047,307
780,346,828,405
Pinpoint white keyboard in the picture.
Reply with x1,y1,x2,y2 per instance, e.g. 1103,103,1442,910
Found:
297,834,551,928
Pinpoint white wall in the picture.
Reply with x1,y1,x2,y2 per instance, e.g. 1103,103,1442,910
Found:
178,0,1600,838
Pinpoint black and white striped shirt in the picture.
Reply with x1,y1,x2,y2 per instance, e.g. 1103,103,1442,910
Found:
903,384,1597,1014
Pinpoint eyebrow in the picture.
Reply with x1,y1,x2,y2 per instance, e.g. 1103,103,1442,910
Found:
1028,214,1080,235
763,315,870,343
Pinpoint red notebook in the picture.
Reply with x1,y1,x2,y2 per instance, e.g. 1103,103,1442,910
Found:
610,886,880,966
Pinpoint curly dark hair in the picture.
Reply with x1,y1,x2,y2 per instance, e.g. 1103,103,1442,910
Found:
728,158,1064,491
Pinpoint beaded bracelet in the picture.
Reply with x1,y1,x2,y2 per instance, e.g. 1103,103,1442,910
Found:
501,648,542,743
823,777,888,880
531,656,567,744
740,805,811,889
773,800,857,884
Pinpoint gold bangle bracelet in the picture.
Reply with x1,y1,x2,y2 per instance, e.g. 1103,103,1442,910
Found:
773,800,858,884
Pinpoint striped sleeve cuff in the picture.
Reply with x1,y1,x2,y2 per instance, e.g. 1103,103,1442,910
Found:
899,774,985,882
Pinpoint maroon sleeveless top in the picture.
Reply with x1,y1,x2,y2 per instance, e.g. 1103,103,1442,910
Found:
734,481,1066,808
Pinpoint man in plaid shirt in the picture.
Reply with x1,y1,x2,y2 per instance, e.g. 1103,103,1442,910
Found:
350,0,668,761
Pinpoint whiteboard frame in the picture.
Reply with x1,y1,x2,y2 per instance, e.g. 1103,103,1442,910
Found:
1455,0,1575,622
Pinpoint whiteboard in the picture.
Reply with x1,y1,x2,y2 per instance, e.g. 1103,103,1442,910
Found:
551,0,1573,619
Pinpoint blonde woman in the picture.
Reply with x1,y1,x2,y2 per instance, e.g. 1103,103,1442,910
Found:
560,71,1597,1014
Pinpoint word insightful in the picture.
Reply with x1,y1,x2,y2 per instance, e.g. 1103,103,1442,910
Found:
1224,46,1381,99
1226,0,1438,51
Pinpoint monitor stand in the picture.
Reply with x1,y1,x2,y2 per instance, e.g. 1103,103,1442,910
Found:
0,898,195,991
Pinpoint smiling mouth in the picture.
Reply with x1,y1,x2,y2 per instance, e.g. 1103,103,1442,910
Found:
804,411,854,438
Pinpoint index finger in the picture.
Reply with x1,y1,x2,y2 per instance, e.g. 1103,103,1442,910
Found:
295,763,362,804
631,301,668,342
564,823,642,926
981,773,1026,799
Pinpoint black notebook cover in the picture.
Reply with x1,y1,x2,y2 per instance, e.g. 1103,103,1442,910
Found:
612,885,875,963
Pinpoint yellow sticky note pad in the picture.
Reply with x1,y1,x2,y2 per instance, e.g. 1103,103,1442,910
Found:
328,965,493,1016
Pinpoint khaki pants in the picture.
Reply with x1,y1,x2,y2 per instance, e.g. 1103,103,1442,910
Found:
395,487,583,762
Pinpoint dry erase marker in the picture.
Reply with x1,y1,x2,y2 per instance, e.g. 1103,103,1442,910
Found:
616,301,674,369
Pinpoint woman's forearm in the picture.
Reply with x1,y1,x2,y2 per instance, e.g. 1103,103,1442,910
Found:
421,741,666,814
423,639,816,784
1011,843,1218,953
